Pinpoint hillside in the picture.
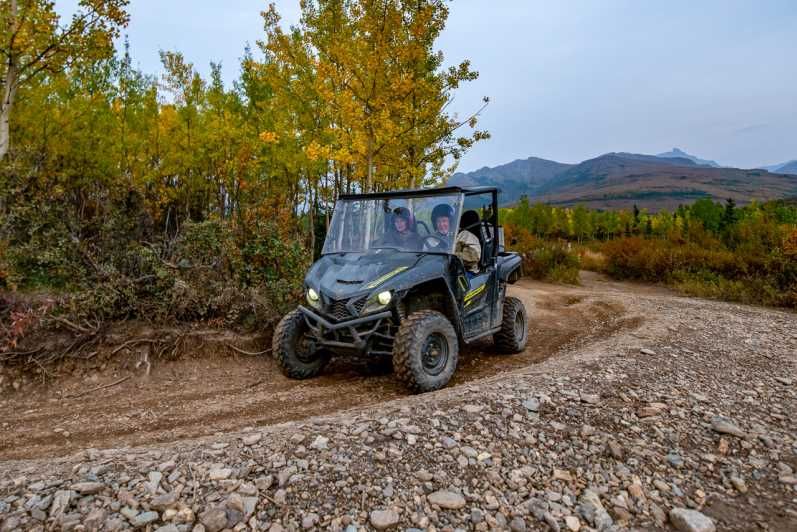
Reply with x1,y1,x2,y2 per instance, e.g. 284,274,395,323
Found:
450,152,797,210
537,153,797,210
449,157,572,204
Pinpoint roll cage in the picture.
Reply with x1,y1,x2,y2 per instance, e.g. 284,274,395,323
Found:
335,186,502,262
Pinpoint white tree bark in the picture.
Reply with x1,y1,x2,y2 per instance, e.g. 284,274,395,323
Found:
0,63,17,160
0,0,18,160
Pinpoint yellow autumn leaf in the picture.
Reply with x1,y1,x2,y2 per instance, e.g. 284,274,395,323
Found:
259,131,279,143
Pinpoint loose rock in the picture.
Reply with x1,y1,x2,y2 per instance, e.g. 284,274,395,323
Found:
669,508,716,532
427,490,466,509
369,509,400,530
710,416,746,438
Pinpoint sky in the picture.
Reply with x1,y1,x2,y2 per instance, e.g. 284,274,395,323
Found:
58,0,797,172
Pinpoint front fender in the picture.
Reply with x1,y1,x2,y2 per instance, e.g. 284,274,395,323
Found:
497,253,522,283
385,255,464,338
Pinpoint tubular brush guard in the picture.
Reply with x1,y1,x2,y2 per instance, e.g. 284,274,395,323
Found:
298,305,394,353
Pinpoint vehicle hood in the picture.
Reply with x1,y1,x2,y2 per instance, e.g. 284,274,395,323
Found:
306,250,425,300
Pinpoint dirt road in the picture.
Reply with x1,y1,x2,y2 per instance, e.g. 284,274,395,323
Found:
2,273,639,461
2,272,795,531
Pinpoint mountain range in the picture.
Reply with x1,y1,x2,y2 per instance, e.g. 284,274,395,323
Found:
449,149,797,211
656,148,719,167
761,160,797,174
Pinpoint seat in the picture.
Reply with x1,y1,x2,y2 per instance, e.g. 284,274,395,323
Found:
460,210,493,270
478,222,495,269
460,210,481,241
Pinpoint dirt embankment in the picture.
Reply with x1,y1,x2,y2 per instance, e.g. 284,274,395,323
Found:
2,273,637,461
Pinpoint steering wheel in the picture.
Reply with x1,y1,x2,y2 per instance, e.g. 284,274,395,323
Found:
422,235,448,251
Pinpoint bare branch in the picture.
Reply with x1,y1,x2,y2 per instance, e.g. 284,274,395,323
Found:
226,343,272,356
65,375,131,399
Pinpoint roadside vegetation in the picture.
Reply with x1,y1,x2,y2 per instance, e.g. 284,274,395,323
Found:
503,197,797,308
0,0,488,358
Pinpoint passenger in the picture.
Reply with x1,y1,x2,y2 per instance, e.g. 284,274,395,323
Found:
456,210,482,280
432,204,482,276
382,207,421,249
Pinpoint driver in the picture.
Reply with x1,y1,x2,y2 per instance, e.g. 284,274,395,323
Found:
431,203,455,242
383,206,421,249
432,204,481,279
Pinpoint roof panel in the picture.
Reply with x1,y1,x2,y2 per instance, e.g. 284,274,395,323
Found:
338,185,498,200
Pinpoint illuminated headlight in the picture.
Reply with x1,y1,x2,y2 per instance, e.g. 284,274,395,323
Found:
307,288,320,307
363,290,393,314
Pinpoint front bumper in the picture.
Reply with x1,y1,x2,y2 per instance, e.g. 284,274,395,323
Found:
298,305,394,354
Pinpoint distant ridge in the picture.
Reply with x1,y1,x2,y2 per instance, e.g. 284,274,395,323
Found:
656,147,720,167
759,160,797,174
448,151,797,211
449,156,572,204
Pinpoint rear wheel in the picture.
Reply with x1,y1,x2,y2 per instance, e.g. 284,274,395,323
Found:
494,296,528,353
393,310,458,393
272,309,330,379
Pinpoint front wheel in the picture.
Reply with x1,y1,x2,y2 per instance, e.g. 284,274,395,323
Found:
494,296,528,353
272,309,330,379
392,310,459,393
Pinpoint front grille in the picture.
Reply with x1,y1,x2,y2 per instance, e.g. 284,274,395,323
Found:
329,299,351,321
327,295,367,321
352,296,367,314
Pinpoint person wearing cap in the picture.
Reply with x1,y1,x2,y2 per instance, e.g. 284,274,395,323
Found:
432,204,481,279
431,203,455,243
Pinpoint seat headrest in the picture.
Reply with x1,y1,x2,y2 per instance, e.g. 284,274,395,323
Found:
460,210,480,230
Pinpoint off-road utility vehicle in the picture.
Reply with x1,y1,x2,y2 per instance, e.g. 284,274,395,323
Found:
272,186,527,392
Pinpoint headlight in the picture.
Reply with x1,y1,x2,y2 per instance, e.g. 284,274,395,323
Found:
307,288,320,307
363,290,393,314
377,290,392,305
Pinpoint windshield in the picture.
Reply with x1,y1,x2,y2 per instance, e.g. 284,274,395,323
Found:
323,193,464,254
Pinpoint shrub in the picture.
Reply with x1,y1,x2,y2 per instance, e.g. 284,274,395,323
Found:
3,204,310,329
599,236,797,308
506,225,581,283
578,247,607,272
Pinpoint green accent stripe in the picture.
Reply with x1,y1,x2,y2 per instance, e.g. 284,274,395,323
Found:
365,266,408,289
464,284,485,302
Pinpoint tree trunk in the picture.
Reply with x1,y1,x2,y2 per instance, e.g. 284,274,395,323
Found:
0,0,19,160
0,80,14,160
366,153,373,192
366,134,374,192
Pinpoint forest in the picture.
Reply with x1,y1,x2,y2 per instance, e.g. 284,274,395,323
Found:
504,197,797,308
0,0,489,349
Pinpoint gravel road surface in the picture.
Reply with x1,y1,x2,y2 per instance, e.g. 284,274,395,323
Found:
2,272,795,531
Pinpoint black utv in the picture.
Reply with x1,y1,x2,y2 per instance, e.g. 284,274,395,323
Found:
272,186,528,392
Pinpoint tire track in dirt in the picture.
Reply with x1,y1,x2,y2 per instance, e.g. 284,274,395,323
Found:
1,275,642,461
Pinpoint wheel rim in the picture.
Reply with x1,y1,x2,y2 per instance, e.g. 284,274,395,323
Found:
513,311,525,343
421,332,449,376
296,331,319,363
